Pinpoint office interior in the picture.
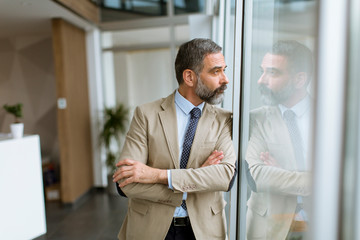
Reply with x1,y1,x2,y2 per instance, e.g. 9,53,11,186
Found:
0,0,359,239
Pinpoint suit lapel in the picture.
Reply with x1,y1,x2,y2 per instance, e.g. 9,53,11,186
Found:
187,103,215,167
159,92,180,168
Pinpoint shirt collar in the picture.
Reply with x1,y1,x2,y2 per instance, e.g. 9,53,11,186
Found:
175,89,204,115
279,94,311,118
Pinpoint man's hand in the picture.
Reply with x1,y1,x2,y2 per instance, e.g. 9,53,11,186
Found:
201,150,224,167
260,152,278,167
113,159,167,188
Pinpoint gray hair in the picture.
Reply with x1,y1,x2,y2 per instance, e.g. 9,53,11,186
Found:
271,40,314,81
175,38,222,85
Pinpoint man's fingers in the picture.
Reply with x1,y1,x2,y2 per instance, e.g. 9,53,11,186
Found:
115,158,135,167
113,165,131,177
211,154,224,163
202,150,224,167
113,172,131,183
112,165,135,182
209,151,223,161
118,177,134,188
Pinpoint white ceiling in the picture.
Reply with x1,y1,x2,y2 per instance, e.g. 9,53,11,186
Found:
0,0,95,38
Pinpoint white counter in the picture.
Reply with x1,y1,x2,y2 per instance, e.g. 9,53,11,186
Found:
0,135,46,239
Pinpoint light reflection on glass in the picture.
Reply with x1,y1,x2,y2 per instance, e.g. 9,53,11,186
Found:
241,1,317,239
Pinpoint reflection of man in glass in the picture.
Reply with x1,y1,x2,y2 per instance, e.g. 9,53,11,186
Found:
246,40,313,240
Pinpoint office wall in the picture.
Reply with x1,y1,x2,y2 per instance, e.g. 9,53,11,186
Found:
0,35,59,163
52,18,93,203
114,48,176,111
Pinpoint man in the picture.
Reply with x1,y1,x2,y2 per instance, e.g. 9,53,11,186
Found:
245,40,313,240
112,38,237,240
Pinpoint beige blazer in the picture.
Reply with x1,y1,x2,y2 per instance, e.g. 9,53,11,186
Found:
245,106,311,240
117,92,236,240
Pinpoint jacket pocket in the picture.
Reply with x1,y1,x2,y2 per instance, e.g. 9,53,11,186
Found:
129,199,149,215
247,193,267,216
211,199,227,215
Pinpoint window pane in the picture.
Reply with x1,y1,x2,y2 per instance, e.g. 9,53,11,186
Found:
103,0,167,15
341,0,360,238
101,0,167,21
240,0,317,239
174,0,205,15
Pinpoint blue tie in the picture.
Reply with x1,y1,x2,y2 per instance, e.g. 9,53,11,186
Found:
180,107,201,210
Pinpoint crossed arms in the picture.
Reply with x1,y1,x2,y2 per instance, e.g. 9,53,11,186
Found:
113,150,224,188
112,105,236,206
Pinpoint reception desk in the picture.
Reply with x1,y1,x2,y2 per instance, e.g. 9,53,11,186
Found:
0,135,46,239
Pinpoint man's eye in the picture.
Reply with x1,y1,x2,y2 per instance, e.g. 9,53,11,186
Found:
269,70,277,75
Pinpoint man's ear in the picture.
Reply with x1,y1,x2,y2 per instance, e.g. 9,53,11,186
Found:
295,72,307,88
182,69,196,87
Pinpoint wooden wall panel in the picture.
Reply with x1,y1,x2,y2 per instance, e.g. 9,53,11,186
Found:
54,0,100,24
52,18,93,204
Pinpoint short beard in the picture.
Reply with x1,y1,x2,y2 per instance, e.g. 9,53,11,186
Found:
195,76,227,105
258,82,295,106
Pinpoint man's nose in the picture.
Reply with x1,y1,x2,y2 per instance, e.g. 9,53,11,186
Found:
221,72,229,85
258,73,267,85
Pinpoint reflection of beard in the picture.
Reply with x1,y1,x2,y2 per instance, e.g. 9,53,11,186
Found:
195,76,227,105
259,81,295,105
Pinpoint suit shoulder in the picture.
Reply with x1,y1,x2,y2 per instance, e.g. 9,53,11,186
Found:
249,106,278,122
136,95,170,114
210,105,232,117
137,98,164,111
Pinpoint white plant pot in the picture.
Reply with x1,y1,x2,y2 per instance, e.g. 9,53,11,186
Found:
10,123,24,139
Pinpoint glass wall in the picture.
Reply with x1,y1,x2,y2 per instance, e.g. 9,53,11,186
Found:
174,0,205,15
341,0,360,238
103,0,168,16
96,0,206,21
237,0,317,239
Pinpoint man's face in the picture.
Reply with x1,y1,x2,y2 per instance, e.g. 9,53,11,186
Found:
195,52,229,105
258,53,296,105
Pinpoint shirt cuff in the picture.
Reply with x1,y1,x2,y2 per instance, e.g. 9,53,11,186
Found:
167,169,173,189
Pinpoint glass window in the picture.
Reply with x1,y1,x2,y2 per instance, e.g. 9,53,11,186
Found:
341,0,360,238
238,0,317,239
103,0,167,15
174,0,205,15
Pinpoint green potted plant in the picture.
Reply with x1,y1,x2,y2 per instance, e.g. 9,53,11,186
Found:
3,103,24,138
99,103,129,194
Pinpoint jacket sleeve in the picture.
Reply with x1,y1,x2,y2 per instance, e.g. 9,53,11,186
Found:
245,113,310,197
170,115,237,193
117,106,182,207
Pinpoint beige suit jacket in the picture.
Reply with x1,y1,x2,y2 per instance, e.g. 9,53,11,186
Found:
245,106,311,240
117,92,236,240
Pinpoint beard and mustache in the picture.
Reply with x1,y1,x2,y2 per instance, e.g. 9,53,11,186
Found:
195,76,227,105
258,81,295,106
193,74,296,106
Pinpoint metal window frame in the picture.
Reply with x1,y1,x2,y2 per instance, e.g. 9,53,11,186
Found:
309,0,348,239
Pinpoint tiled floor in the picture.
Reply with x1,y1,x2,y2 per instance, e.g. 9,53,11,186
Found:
33,189,128,240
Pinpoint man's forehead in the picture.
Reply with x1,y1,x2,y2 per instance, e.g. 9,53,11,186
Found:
262,53,288,68
203,52,226,67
